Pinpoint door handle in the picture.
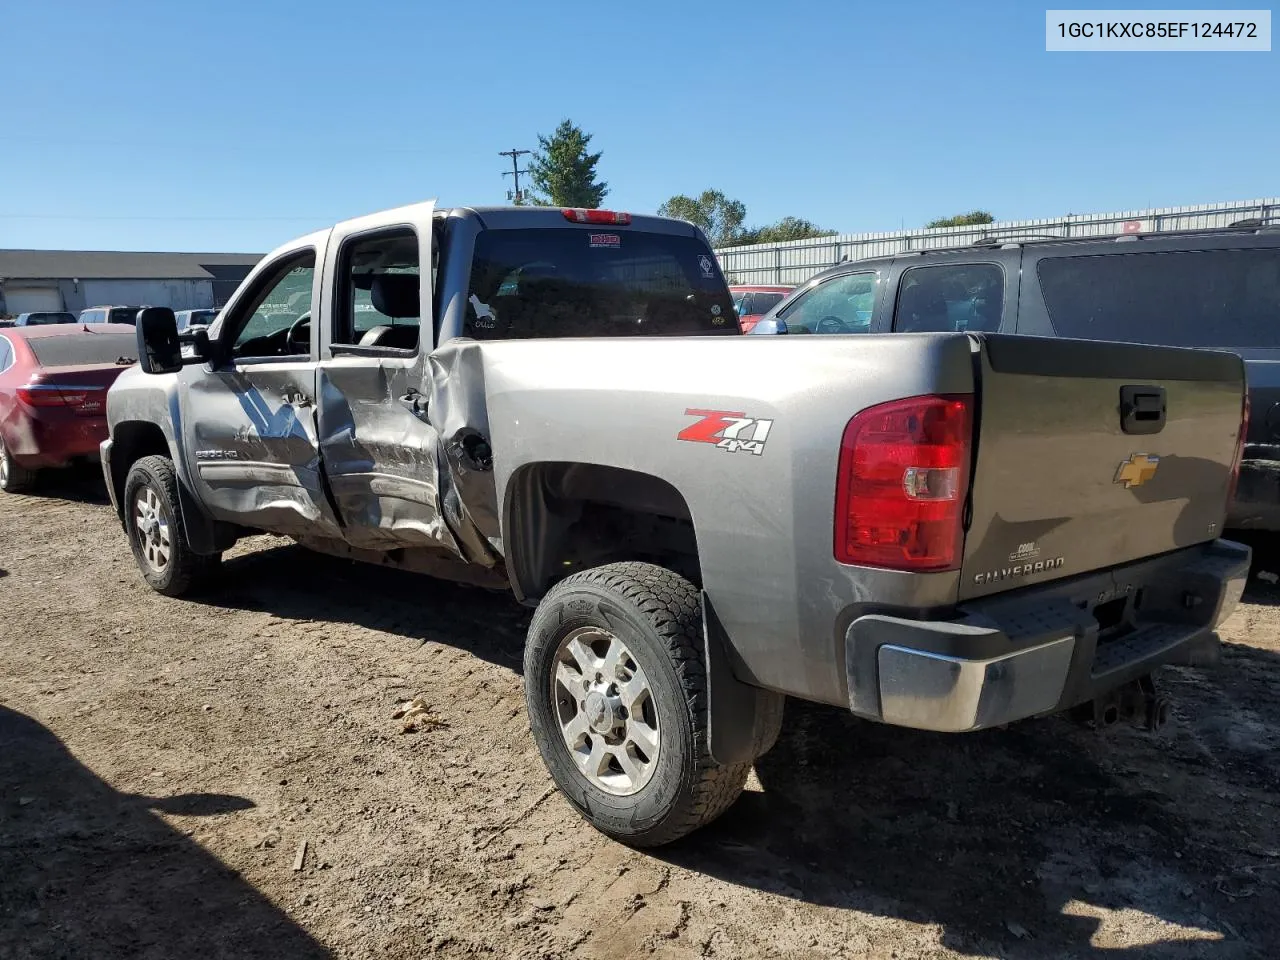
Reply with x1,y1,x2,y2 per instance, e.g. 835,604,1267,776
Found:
398,391,428,418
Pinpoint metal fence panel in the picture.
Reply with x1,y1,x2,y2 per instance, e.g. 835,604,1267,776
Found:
715,197,1280,285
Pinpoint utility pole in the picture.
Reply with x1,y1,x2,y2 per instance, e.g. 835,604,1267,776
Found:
499,148,532,204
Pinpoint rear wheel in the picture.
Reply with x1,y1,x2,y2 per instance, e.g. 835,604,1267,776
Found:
124,455,220,596
0,435,36,493
524,562,750,847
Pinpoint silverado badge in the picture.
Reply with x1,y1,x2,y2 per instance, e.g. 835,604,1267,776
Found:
1114,453,1160,489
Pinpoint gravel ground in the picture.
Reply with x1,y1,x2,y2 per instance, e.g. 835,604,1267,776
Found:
2,468,1279,959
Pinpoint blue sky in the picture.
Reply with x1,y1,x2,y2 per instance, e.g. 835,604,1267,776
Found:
1,0,1275,252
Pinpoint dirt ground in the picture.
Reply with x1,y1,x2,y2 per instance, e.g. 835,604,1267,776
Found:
2,469,1279,960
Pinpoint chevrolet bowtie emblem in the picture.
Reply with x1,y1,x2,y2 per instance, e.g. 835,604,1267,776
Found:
1115,453,1160,489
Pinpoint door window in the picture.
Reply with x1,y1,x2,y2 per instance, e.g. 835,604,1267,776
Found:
228,253,316,359
334,229,421,352
893,263,1004,333
777,272,877,334
0,336,12,373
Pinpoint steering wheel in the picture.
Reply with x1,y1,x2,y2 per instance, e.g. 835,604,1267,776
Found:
816,314,855,334
285,313,311,351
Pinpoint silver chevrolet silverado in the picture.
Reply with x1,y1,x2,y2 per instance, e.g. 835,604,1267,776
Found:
103,202,1251,846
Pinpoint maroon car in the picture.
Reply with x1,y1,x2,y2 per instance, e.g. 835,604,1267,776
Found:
0,324,137,492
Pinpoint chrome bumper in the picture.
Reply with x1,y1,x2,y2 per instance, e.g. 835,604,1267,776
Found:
844,539,1250,733
877,636,1076,732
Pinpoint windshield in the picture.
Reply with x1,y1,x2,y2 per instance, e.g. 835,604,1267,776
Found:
27,333,137,367
1037,248,1280,349
465,229,736,339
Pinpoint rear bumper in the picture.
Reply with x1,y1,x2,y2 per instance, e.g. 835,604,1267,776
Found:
844,539,1249,732
1227,453,1280,531
5,414,108,468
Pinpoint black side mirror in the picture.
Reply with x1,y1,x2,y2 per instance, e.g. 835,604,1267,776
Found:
136,307,182,374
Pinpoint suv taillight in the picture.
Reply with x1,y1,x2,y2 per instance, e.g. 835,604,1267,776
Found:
1228,392,1250,504
835,394,973,571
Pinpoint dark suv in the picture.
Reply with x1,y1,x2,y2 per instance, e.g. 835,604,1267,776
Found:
751,223,1280,531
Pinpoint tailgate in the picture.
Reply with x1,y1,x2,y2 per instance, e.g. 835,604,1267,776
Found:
960,335,1245,601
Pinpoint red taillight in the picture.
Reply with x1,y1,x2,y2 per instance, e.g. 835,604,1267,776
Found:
1228,392,1250,503
16,383,101,414
562,208,631,225
835,394,973,571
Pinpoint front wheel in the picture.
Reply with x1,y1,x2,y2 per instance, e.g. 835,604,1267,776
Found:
123,455,221,596
524,562,749,847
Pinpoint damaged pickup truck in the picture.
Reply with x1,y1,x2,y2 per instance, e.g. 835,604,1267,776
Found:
103,201,1251,846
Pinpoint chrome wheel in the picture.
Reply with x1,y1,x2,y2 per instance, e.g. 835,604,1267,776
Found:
133,485,172,574
552,626,661,796
0,439,9,487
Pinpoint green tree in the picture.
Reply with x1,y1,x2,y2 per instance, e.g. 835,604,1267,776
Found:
926,210,995,228
734,216,837,246
657,189,747,247
526,119,608,208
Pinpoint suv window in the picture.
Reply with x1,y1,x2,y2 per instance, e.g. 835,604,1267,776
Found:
108,307,140,325
465,229,736,339
1037,248,1280,348
778,272,877,334
744,292,784,316
335,229,421,351
231,254,316,358
894,263,1003,333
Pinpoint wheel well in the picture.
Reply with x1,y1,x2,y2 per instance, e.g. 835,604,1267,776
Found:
505,463,700,602
109,421,171,521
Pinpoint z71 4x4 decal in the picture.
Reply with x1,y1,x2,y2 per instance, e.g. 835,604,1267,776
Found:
678,409,774,456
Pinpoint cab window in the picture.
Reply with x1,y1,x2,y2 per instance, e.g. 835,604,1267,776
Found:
228,253,316,359
777,272,877,334
334,228,421,352
893,263,1004,333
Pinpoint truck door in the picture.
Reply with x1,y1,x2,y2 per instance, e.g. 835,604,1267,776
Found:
182,237,343,539
313,203,463,555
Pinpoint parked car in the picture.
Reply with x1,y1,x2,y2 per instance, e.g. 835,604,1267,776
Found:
15,311,77,327
104,201,1248,847
175,309,219,332
0,324,137,492
80,305,145,326
748,224,1280,532
729,284,791,333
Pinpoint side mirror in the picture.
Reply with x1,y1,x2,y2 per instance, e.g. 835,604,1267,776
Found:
136,307,182,374
747,318,788,336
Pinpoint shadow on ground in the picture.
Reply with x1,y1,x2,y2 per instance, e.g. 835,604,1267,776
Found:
657,644,1280,958
0,705,328,960
199,540,530,671
22,464,111,506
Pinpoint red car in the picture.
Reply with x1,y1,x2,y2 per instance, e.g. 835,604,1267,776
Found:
0,324,137,493
730,284,793,333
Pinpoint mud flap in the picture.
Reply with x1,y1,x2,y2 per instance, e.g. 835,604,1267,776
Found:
702,593,785,765
178,478,238,555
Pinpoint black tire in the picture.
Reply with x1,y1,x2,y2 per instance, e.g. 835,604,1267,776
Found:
0,434,36,493
123,455,221,596
524,561,750,847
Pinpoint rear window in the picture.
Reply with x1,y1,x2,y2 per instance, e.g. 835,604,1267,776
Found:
29,312,75,325
1037,248,1280,348
28,333,137,367
108,308,140,325
465,229,737,339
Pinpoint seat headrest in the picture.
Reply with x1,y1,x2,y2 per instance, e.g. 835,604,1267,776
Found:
370,275,420,319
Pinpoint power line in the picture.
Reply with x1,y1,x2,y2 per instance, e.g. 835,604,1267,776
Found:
499,148,531,204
